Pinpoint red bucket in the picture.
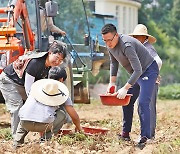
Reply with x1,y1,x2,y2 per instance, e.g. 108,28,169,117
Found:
82,126,109,135
99,94,132,106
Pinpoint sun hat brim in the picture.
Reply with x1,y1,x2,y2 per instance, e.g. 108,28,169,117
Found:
129,32,156,44
30,79,69,106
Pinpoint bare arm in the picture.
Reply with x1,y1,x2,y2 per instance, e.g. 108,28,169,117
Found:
64,105,82,131
48,17,66,35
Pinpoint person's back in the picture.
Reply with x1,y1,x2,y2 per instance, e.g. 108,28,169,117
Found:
118,34,154,72
19,95,57,123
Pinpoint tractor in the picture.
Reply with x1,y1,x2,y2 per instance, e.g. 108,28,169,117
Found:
0,0,111,104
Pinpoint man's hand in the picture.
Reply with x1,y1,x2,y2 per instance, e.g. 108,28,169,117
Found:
107,83,116,94
117,87,128,99
60,30,66,36
75,126,83,133
156,75,161,84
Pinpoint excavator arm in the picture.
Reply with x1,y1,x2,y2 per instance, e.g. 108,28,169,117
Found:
0,0,36,69
11,0,35,50
0,0,35,51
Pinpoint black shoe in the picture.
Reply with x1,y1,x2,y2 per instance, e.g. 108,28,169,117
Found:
117,134,131,141
136,136,147,150
12,141,23,149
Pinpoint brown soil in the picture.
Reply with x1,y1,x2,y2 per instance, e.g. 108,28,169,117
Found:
0,84,180,153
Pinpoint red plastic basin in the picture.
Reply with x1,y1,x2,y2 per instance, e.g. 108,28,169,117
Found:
82,126,109,135
99,94,132,106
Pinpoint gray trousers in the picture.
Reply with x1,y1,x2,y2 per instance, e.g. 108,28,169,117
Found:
150,83,159,138
0,72,27,138
14,109,66,144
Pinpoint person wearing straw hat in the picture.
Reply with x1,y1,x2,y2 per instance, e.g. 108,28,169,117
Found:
48,66,82,132
101,24,159,147
13,68,82,148
129,24,162,139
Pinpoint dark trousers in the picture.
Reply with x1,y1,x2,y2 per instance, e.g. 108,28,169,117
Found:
122,61,159,139
150,83,158,138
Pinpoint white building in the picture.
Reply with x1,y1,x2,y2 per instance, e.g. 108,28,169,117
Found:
92,0,141,34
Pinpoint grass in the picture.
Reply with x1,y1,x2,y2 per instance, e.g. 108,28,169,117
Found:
153,138,180,154
0,128,12,141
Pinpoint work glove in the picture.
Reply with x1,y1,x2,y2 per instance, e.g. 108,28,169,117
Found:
117,87,128,99
107,83,116,94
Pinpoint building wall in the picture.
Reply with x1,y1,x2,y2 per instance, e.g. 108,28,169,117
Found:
94,0,141,34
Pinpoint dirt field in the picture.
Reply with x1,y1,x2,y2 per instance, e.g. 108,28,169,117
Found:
0,84,180,153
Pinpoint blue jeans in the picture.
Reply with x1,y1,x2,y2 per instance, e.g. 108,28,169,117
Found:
122,61,159,139
150,83,158,138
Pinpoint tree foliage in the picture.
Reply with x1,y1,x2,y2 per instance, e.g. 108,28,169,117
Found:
54,0,90,44
167,0,180,47
139,0,180,85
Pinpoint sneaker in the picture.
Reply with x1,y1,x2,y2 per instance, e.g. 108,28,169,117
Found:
117,134,131,141
136,136,147,150
12,141,23,149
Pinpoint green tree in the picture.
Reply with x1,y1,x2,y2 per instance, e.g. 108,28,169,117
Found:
139,0,173,25
138,0,180,85
167,0,180,47
54,0,91,44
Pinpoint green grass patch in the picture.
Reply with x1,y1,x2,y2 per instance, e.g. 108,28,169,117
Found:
57,132,87,145
153,138,180,154
159,84,180,100
0,128,12,140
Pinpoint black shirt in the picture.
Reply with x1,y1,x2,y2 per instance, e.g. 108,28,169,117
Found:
3,54,51,85
26,55,51,81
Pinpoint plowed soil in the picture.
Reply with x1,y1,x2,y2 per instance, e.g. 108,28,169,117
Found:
0,84,180,154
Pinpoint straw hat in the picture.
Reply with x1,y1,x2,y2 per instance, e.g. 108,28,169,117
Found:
30,79,69,106
129,24,156,44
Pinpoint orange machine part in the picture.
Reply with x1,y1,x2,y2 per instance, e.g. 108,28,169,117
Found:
0,7,9,14
0,18,8,22
0,37,20,51
0,27,16,36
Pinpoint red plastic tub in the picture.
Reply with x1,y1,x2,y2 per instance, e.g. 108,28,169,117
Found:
82,126,109,135
99,94,132,106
